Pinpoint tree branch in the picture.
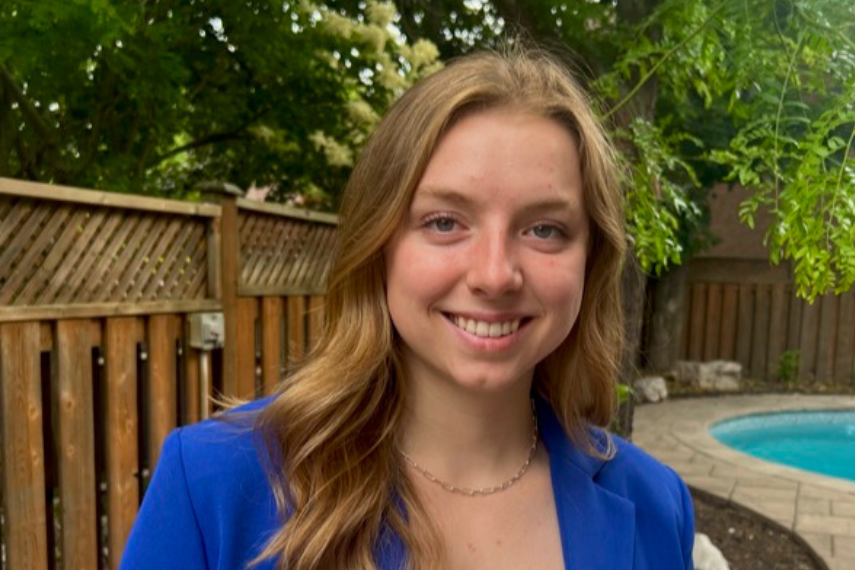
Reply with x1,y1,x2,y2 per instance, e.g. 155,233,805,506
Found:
603,3,726,121
146,107,270,167
0,64,59,146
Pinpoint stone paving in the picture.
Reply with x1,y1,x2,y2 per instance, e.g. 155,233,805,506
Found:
633,394,855,570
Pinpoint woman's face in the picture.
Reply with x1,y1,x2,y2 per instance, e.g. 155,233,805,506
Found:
384,107,590,396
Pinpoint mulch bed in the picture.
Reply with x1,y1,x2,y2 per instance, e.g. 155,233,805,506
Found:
692,490,823,570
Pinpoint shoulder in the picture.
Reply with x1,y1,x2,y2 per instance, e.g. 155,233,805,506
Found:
593,434,692,515
597,435,685,494
597,434,695,561
170,396,277,513
121,397,280,570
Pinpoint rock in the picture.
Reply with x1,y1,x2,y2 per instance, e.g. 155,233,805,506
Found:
693,532,730,570
674,360,742,392
635,375,668,403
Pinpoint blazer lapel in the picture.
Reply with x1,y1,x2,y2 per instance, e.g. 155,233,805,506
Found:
538,401,636,570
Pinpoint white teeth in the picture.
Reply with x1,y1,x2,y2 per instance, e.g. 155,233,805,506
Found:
452,316,521,338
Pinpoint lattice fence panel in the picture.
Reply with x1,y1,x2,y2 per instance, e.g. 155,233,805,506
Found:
0,195,210,306
239,210,337,294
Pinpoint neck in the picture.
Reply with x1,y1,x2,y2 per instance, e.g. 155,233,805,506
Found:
399,380,536,489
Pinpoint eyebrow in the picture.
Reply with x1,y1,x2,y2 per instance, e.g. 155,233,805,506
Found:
414,186,585,218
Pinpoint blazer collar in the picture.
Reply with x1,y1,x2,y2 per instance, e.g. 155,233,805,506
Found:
537,398,636,570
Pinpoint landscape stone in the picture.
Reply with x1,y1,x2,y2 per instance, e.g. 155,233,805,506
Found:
635,375,669,403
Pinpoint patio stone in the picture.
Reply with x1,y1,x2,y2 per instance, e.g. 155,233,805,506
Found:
796,514,855,537
797,498,831,516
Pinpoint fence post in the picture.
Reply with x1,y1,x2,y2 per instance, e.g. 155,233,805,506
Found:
198,182,242,399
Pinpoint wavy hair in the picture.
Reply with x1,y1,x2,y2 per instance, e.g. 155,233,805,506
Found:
254,44,626,570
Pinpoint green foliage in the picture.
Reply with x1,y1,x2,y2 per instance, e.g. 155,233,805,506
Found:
617,383,633,404
3,0,855,300
0,0,439,207
394,0,855,300
777,350,801,385
618,117,704,274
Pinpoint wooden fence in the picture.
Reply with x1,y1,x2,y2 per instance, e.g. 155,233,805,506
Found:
0,177,337,570
679,259,855,383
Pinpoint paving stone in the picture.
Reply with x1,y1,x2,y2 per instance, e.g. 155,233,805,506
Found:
833,535,855,558
797,498,831,516
831,501,855,518
663,459,714,476
709,463,764,479
733,497,795,527
796,514,855,537
735,476,798,490
826,555,855,570
732,485,798,504
683,475,735,499
798,532,832,558
801,485,852,500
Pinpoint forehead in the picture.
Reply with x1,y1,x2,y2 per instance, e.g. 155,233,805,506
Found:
412,108,585,211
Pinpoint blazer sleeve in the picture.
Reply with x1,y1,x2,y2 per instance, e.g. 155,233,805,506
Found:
120,429,209,570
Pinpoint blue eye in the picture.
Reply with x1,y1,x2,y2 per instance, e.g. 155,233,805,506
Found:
530,224,561,239
427,216,457,232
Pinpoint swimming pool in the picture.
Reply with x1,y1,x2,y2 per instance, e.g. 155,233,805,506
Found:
711,410,855,482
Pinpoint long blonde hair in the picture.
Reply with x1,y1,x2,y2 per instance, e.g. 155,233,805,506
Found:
254,45,626,570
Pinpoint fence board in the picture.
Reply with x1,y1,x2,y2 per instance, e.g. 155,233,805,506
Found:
261,297,284,396
153,223,205,299
786,290,803,351
703,284,722,360
835,291,855,383
146,315,178,467
0,322,48,570
115,218,171,302
179,314,202,425
269,224,310,287
0,196,33,247
719,285,738,360
735,285,754,368
766,284,788,381
750,285,771,379
54,210,113,304
220,199,239,397
257,221,299,289
0,205,71,305
799,299,821,380
104,317,139,569
88,213,143,300
816,294,838,381
287,296,307,362
308,295,325,352
37,209,102,304
54,320,98,570
236,297,259,399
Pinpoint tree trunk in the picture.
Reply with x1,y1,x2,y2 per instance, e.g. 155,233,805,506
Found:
646,265,688,373
614,250,646,438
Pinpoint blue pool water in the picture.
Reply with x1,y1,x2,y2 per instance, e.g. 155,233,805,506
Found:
711,410,855,482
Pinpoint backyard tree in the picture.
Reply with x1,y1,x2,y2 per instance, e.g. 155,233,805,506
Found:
0,0,439,206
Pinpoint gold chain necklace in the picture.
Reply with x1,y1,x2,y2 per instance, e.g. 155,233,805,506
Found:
400,401,539,497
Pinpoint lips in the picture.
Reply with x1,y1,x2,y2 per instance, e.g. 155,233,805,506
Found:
448,314,522,338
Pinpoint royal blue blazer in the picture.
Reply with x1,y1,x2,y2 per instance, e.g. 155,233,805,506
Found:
121,398,694,569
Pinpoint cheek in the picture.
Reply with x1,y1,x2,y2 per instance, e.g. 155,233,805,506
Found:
536,253,587,301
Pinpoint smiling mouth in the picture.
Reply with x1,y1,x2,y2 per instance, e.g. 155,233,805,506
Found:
448,314,523,338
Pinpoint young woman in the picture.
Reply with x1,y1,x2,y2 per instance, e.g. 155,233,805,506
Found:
121,46,695,570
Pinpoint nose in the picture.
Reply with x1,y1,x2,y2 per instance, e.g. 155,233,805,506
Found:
466,231,523,297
